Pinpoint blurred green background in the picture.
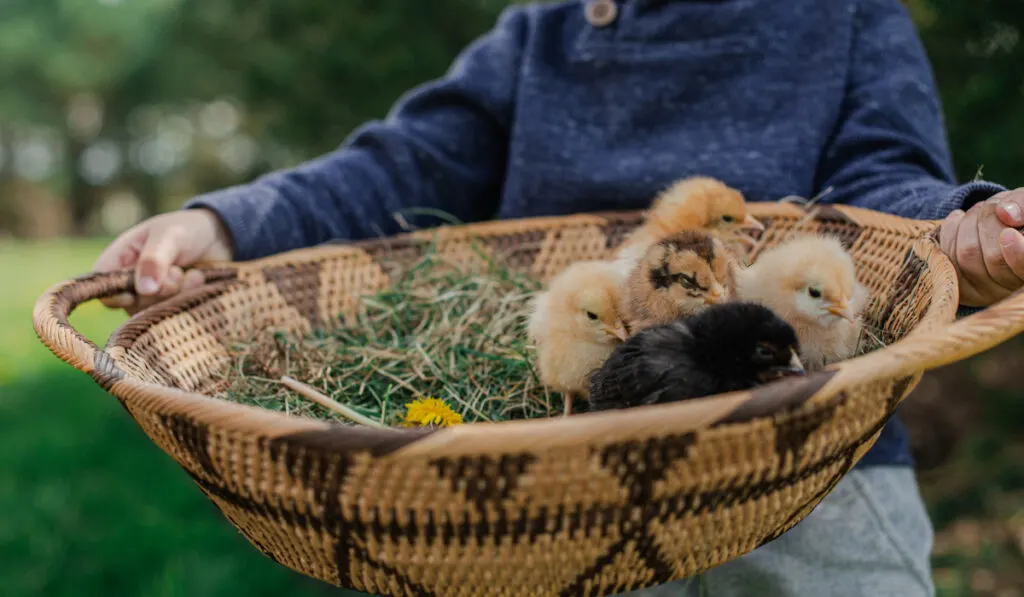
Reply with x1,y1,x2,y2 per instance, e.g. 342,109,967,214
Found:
0,1,1021,596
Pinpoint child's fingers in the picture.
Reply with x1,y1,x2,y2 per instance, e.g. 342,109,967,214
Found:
954,207,988,284
95,227,147,311
135,227,184,297
98,264,183,313
995,191,1024,228
93,229,141,274
999,228,1024,281
939,209,963,258
953,206,1016,307
118,267,187,316
975,202,1024,290
94,226,147,276
182,268,206,291
100,292,137,310
159,266,185,297
941,209,986,307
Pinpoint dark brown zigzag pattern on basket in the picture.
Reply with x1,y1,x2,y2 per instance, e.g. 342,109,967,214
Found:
36,203,1006,597
878,247,932,344
264,261,324,328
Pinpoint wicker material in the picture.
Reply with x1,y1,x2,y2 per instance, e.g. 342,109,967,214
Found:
33,203,1024,597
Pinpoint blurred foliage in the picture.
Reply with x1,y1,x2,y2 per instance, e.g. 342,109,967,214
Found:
0,0,508,234
907,0,1024,190
171,0,503,155
0,0,179,121
904,338,1024,596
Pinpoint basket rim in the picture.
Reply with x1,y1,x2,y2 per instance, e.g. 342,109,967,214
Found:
35,204,1024,460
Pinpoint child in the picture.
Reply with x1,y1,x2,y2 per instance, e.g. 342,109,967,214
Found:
94,1,1024,595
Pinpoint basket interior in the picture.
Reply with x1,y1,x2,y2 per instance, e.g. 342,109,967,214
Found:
106,207,942,399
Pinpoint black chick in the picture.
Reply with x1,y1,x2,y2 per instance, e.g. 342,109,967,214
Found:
589,302,805,411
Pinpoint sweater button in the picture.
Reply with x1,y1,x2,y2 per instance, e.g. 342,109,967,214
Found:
585,0,618,28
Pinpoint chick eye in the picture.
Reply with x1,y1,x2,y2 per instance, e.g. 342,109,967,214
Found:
586,311,599,321
808,287,822,299
755,343,774,359
675,271,703,291
721,215,735,223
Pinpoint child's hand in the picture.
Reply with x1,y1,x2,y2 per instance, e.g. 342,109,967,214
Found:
92,209,234,315
940,189,1024,307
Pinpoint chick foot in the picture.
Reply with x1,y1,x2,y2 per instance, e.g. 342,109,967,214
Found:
562,392,577,416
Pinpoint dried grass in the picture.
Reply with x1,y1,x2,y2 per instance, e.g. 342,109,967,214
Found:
212,242,554,426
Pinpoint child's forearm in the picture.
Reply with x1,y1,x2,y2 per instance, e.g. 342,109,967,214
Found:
820,175,1004,221
184,7,529,262
813,0,1005,220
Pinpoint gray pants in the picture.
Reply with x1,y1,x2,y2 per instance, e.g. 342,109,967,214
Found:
620,467,935,596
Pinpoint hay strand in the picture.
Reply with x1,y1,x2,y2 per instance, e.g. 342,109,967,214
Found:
280,376,389,429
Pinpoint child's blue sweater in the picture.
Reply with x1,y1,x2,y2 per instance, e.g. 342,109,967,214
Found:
188,0,1004,468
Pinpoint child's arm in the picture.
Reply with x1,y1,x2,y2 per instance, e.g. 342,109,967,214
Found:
184,7,529,262
813,0,1024,308
812,0,1004,219
92,7,529,314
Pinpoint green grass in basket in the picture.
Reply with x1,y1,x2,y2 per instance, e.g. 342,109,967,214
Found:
214,242,558,426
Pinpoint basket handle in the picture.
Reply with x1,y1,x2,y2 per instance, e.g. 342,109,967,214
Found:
839,288,1024,388
32,270,135,386
31,266,236,387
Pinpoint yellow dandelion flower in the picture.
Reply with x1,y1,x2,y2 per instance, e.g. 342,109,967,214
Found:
401,397,463,428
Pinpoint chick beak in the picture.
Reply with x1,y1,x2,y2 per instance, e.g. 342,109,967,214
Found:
606,322,629,342
705,286,728,305
758,349,806,383
740,214,765,232
826,301,856,323
787,350,806,375
733,215,763,247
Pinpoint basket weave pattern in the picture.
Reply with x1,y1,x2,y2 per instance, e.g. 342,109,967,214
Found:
33,204,1024,597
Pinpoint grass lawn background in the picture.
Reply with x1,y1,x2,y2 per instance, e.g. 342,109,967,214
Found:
1,239,1019,596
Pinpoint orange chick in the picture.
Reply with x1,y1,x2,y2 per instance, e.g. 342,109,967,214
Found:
616,176,764,267
527,260,630,416
624,229,737,332
734,234,868,371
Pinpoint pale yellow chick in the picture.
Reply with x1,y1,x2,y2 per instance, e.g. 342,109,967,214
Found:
527,260,630,416
734,234,869,371
624,229,737,332
615,176,764,269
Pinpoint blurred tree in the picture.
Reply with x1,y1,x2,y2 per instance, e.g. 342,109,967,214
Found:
0,0,187,233
0,0,506,235
170,0,504,157
908,0,1024,188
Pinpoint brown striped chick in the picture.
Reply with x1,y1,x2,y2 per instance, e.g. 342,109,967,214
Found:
527,260,630,416
734,234,868,371
615,176,764,270
624,229,738,333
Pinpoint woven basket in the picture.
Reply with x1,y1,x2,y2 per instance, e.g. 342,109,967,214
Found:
33,203,1024,597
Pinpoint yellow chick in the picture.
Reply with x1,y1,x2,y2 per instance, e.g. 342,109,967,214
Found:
616,176,764,267
527,260,630,416
624,229,737,333
734,234,869,371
